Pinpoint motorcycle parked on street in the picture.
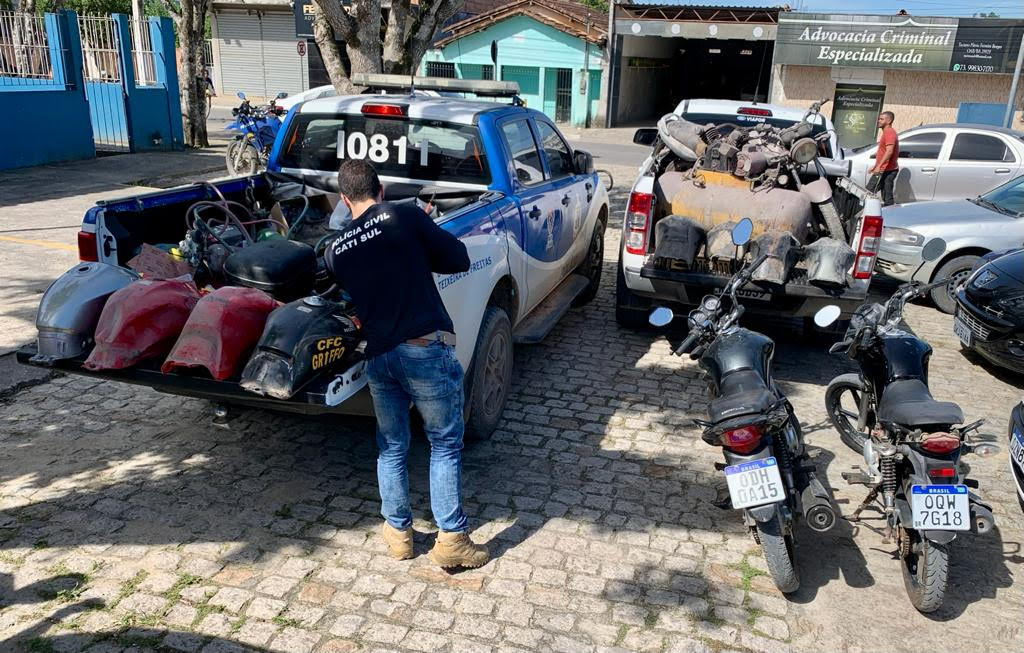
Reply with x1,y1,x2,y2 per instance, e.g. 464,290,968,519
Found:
650,218,841,594
226,91,286,176
825,238,999,613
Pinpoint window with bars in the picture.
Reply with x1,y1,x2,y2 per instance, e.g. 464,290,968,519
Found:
425,61,456,78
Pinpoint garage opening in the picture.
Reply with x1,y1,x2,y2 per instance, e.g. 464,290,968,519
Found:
615,35,773,125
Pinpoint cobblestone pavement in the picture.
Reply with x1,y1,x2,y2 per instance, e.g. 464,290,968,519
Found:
2,165,1023,653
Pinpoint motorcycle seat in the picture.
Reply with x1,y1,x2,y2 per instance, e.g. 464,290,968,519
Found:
877,379,964,427
709,369,777,424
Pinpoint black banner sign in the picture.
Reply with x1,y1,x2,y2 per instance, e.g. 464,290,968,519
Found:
832,84,886,149
950,18,1024,74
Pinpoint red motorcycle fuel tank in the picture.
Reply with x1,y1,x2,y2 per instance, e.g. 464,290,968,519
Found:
84,278,200,371
162,286,279,380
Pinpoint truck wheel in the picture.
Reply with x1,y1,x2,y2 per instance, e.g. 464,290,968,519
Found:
572,216,606,307
929,255,979,314
615,249,651,329
464,306,513,441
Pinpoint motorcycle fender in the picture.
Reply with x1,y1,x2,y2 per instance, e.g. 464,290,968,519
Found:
895,495,958,545
746,503,781,524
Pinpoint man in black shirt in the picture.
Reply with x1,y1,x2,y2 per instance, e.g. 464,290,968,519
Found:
326,159,488,569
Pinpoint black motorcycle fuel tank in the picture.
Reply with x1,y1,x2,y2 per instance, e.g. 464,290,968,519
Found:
240,295,361,399
699,328,775,395
866,329,932,386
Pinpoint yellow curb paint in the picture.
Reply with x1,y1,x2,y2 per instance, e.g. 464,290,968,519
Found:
0,235,77,252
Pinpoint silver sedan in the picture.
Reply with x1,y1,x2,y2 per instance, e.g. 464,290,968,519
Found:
875,174,1024,313
847,124,1024,204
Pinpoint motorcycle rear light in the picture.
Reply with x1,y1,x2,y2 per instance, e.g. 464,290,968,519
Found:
853,214,883,280
625,191,654,255
738,107,772,117
362,103,406,117
927,467,956,478
721,425,763,454
77,231,98,262
919,432,961,455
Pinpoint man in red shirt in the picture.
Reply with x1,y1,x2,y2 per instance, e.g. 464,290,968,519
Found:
869,110,900,206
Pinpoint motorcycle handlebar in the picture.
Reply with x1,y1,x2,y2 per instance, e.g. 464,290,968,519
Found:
675,331,701,357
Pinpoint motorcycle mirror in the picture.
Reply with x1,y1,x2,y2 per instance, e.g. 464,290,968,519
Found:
971,443,1000,458
921,238,946,262
813,305,842,328
276,91,288,99
648,307,675,327
731,218,754,247
236,91,246,100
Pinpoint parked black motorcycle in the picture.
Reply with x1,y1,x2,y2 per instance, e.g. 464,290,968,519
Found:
650,219,840,594
824,238,999,613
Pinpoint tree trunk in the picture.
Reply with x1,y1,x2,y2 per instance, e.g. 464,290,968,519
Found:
175,1,210,148
312,8,351,94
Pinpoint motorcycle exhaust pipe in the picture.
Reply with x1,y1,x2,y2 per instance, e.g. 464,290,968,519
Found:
801,478,838,533
970,503,995,535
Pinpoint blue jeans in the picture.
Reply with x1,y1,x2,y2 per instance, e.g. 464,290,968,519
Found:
366,342,468,533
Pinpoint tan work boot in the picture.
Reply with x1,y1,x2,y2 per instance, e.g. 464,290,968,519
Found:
428,530,490,569
381,522,414,560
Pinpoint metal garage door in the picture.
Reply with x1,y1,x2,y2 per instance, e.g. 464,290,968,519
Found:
216,10,307,99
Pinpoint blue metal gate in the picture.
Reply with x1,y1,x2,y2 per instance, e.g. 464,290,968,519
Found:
79,14,128,151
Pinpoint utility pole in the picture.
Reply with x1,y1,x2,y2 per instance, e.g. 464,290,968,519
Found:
583,13,591,128
1005,33,1024,129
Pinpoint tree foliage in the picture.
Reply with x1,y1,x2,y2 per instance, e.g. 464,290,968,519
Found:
312,0,465,94
580,0,608,13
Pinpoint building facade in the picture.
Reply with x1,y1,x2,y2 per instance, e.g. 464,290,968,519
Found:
769,12,1024,147
209,0,310,101
422,0,607,127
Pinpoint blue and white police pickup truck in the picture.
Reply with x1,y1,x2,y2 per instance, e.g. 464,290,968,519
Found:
19,76,608,440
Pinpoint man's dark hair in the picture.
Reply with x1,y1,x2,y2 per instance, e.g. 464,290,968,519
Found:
881,111,895,122
338,159,382,201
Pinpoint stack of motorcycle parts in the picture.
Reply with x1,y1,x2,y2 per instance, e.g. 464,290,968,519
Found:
162,287,280,380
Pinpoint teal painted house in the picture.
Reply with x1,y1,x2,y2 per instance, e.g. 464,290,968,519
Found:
422,0,607,127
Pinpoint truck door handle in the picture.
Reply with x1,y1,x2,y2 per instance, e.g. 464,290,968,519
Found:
528,206,542,220
995,168,1011,174
921,166,936,173
561,194,571,206
585,182,593,201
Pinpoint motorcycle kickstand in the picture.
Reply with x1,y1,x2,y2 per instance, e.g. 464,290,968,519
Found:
846,485,882,523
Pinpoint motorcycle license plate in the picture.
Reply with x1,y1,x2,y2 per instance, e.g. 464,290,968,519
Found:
1011,427,1024,469
724,457,785,509
953,316,972,348
911,485,970,531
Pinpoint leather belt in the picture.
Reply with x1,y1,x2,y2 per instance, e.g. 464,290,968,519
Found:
405,330,456,347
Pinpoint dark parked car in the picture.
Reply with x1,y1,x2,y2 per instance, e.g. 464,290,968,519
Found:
954,248,1024,374
1010,402,1024,512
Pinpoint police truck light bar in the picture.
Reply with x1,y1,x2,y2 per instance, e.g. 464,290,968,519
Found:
352,73,521,98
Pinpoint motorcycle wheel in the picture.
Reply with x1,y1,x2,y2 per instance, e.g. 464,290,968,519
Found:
825,373,873,454
901,530,949,613
226,140,260,176
757,515,800,594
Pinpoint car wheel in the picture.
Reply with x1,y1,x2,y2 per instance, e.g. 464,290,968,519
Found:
463,306,513,441
572,215,606,307
930,255,980,314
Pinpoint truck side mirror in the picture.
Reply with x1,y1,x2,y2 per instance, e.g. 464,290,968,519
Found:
633,128,657,146
574,150,594,175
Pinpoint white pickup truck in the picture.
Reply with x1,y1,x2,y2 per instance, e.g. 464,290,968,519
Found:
617,99,880,330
